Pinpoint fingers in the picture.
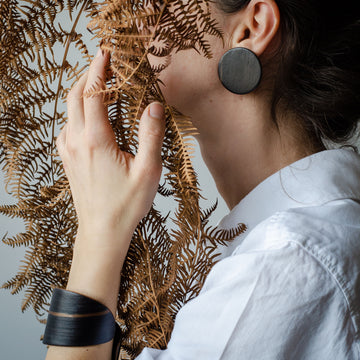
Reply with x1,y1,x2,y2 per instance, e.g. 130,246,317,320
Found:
56,123,68,170
83,49,111,132
134,102,166,178
66,71,89,133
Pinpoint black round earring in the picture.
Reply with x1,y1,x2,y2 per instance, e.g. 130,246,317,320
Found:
218,47,262,95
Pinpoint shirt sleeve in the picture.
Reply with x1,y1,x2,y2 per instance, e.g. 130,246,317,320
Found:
134,238,357,360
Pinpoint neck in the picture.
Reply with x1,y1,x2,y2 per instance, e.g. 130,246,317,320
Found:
192,94,324,210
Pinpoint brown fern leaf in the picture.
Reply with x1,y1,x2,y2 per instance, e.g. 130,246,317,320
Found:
1,0,97,318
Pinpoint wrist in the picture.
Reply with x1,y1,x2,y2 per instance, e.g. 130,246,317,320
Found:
76,221,136,253
77,216,138,241
66,229,134,315
67,251,123,316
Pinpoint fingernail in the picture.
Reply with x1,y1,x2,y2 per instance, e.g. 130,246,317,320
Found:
96,48,102,58
149,102,164,120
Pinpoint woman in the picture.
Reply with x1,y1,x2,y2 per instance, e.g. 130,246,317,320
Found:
44,0,360,358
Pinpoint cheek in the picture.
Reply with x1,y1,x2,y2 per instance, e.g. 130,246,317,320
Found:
157,49,220,114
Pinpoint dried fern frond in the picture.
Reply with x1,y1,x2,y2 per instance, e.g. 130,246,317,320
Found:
0,1,246,358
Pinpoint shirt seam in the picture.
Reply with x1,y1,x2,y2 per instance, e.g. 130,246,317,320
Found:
286,238,360,355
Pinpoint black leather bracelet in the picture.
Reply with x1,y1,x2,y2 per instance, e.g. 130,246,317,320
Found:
43,288,122,359
112,318,122,360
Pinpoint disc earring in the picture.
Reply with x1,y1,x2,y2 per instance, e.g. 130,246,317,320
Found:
218,47,262,95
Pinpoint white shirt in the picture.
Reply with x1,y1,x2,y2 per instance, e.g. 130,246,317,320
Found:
136,148,360,359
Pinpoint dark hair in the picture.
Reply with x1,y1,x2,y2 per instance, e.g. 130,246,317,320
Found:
215,0,360,147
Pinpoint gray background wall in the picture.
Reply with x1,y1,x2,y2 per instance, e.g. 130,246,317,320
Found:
0,4,228,358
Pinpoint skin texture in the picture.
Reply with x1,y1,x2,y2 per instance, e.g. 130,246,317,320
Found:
45,0,323,358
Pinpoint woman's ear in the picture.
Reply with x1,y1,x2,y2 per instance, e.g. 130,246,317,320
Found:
228,0,280,56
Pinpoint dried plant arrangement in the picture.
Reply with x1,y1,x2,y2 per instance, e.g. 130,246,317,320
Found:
0,0,246,358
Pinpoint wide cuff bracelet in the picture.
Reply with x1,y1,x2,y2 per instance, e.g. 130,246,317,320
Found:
43,288,119,347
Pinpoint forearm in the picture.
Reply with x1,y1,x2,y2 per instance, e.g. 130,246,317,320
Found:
45,227,133,360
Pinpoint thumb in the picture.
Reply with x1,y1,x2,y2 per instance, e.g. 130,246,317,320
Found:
135,102,165,176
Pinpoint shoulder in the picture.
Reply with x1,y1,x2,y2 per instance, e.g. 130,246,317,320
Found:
235,198,360,255
234,198,360,282
164,201,360,359
227,198,360,345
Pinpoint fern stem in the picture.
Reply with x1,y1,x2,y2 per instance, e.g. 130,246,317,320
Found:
138,227,168,347
50,0,91,184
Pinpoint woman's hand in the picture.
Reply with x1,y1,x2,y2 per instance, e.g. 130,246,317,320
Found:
56,48,165,251
45,47,166,360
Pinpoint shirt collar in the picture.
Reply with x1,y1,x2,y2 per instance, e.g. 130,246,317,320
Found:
216,148,360,257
